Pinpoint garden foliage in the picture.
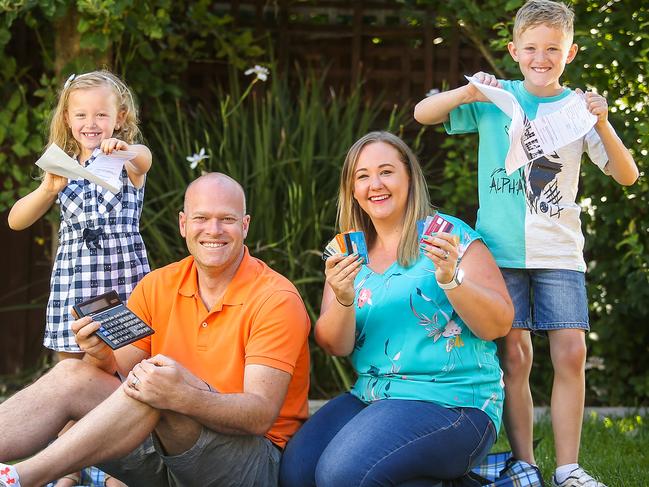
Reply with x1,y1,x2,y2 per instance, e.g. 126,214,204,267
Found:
1,1,647,404
420,0,649,406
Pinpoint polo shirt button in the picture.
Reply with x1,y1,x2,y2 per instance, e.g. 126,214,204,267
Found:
201,322,208,328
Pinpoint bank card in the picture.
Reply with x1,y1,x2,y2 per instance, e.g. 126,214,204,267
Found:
322,230,370,264
419,214,454,244
323,235,343,259
344,231,369,264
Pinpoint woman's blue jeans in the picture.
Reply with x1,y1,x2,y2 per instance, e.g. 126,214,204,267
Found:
279,393,495,487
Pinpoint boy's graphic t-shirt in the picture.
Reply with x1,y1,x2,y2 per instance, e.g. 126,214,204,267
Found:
445,80,610,271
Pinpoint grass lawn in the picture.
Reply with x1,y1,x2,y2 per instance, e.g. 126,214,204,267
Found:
491,412,649,486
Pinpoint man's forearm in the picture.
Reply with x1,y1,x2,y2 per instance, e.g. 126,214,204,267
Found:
175,386,278,437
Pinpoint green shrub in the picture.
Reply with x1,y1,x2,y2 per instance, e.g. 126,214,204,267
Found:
143,69,409,395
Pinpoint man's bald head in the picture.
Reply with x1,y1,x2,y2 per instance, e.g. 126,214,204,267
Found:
179,173,251,276
183,173,247,215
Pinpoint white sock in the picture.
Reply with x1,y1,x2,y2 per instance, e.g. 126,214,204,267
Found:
555,463,579,483
0,464,22,487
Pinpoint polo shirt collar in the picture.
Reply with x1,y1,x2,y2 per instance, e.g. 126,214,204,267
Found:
177,246,258,306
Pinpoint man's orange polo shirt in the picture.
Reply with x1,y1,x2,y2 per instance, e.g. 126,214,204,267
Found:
127,247,310,448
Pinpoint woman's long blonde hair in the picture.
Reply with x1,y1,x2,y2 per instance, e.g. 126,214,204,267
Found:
48,70,141,156
337,131,433,267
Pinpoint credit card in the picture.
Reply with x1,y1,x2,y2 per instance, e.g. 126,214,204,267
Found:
345,231,369,264
420,214,455,245
322,230,370,264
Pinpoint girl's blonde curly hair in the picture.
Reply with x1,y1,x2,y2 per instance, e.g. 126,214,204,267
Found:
48,70,141,157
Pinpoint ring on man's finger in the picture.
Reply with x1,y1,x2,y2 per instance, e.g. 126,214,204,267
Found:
131,377,140,387
443,250,449,260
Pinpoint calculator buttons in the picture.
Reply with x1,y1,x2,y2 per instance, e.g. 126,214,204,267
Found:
93,305,153,349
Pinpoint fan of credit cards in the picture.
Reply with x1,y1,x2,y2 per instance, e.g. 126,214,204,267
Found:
322,230,370,264
419,214,456,244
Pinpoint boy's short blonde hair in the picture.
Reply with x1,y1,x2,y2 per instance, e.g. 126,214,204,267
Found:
513,0,575,42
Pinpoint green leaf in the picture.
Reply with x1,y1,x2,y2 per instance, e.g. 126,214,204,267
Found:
11,142,29,157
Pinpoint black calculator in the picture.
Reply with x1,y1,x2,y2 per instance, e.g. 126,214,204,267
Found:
73,290,154,350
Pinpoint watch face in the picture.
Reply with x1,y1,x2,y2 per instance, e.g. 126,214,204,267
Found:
456,268,464,285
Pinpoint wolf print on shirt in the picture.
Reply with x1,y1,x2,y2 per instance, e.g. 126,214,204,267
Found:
524,151,563,218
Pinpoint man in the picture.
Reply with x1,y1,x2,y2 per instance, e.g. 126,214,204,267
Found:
0,173,311,487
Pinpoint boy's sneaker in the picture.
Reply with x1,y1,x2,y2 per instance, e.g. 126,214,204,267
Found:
552,466,606,487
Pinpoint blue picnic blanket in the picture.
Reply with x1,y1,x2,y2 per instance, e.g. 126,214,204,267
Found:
46,451,544,486
46,467,107,487
471,451,545,486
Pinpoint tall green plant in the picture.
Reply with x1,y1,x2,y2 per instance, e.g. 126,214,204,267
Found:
144,68,408,395
0,0,263,212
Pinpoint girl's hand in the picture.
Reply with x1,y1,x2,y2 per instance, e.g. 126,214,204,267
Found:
421,233,460,285
100,138,129,155
325,253,362,306
40,171,68,195
466,71,502,103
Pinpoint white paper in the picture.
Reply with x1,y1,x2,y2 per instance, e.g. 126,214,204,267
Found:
84,149,137,193
35,144,136,193
465,76,597,175
465,75,519,119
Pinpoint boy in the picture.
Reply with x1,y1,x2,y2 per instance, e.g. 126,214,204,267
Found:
413,1,638,486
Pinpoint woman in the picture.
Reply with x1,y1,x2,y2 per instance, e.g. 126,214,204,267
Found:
280,132,513,487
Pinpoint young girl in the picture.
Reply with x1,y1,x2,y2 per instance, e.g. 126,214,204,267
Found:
8,70,151,487
9,70,151,356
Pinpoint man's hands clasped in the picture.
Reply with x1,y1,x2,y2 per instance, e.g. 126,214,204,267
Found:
123,355,203,410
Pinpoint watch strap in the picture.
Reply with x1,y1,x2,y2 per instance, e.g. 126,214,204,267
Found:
437,267,463,290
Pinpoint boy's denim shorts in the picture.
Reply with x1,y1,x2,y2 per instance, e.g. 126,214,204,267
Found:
500,268,589,332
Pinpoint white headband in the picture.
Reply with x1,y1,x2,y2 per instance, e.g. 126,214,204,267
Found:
63,72,123,92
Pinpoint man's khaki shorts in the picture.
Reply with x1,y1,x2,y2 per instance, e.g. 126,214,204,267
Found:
98,427,281,487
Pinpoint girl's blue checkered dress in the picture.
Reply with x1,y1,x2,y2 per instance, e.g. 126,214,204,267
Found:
44,152,150,352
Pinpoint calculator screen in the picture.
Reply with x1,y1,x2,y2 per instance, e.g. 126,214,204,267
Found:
78,295,117,314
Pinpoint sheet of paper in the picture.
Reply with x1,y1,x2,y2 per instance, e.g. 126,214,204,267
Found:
84,149,137,193
35,144,135,193
465,75,519,119
465,76,597,174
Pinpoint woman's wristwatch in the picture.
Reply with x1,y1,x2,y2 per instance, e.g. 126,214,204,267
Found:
437,267,464,290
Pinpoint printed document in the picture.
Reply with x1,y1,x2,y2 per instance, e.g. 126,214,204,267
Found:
465,76,597,174
35,144,136,193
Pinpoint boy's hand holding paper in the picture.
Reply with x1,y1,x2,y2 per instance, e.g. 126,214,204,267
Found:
322,230,370,264
465,75,597,175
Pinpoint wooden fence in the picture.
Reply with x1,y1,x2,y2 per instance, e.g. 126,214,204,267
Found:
1,0,490,374
1,213,50,375
189,1,489,104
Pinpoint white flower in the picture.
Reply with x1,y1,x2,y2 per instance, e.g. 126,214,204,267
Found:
425,88,440,97
186,148,210,169
244,65,270,82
